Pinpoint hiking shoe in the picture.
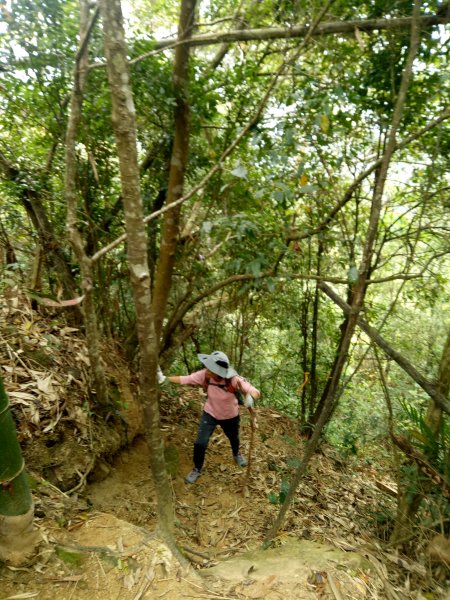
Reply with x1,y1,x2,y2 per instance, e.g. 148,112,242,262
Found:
185,468,201,484
234,453,247,467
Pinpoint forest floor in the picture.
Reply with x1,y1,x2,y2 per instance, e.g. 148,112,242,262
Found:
1,388,448,600
0,295,448,599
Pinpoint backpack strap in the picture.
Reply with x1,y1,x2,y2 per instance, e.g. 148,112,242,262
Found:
203,374,235,391
203,375,244,405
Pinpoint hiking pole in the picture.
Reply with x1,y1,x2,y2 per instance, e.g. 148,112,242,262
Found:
242,406,256,496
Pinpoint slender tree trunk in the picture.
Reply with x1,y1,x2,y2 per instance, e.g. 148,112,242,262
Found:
29,245,43,294
305,312,348,435
307,232,357,434
152,0,197,343
0,376,40,565
0,216,17,265
308,239,323,416
265,1,421,542
65,2,109,407
299,294,309,424
98,0,176,544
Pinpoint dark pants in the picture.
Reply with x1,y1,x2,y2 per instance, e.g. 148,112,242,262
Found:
193,411,240,471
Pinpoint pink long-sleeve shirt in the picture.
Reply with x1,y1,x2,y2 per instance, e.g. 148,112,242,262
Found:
179,369,259,420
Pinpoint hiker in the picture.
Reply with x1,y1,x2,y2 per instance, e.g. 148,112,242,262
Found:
157,351,260,484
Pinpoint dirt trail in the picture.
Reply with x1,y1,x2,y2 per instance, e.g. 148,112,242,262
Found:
0,391,420,599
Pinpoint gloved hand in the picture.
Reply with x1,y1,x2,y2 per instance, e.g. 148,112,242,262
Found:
243,393,254,409
157,366,166,384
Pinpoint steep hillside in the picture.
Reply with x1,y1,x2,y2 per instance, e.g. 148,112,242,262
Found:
0,291,448,599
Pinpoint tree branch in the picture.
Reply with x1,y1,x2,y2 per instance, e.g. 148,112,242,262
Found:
391,434,450,500
135,14,450,56
90,46,450,268
318,281,450,416
91,1,336,264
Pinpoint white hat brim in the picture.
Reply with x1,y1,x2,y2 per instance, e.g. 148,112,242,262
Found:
198,353,237,379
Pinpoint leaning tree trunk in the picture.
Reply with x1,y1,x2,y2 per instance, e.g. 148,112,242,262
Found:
98,0,177,547
264,1,421,543
0,376,40,565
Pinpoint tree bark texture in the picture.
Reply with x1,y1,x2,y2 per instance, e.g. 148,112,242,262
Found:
99,0,174,538
152,0,197,343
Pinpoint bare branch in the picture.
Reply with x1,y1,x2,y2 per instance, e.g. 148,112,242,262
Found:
115,15,450,64
319,282,450,416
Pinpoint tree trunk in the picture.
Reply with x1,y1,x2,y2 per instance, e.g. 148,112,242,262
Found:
299,293,309,424
0,376,40,565
65,2,109,407
0,216,17,266
98,0,175,544
151,0,197,343
308,240,323,417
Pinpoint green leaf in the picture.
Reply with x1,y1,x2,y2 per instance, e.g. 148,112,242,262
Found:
273,191,285,204
247,260,262,278
320,114,330,133
231,163,247,179
55,546,85,566
268,491,279,505
299,184,317,194
347,265,359,285
202,221,213,234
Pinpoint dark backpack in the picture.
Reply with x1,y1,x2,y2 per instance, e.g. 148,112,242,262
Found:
203,375,245,405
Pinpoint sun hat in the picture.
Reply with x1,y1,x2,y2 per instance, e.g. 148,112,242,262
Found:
198,351,237,378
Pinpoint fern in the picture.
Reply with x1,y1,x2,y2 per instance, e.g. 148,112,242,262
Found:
399,399,448,472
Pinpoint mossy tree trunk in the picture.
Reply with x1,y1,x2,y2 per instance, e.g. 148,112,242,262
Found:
0,375,40,565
